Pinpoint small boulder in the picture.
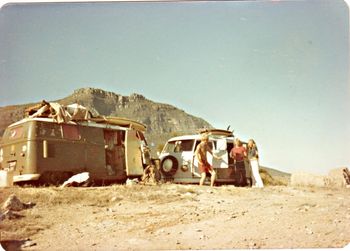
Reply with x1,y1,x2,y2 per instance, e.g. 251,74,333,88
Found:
0,210,23,220
2,194,24,211
2,194,35,211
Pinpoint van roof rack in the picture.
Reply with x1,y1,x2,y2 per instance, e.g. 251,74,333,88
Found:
199,128,234,137
24,101,147,131
90,116,146,132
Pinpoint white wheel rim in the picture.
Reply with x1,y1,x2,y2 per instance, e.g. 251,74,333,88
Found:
162,159,173,172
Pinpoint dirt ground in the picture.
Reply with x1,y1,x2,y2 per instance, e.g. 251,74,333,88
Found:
0,184,349,250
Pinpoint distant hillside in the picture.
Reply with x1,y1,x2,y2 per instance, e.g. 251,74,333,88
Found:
0,104,31,138
260,166,291,185
261,166,291,178
0,87,212,150
0,87,290,178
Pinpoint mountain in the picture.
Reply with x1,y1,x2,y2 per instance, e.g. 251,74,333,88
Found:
0,87,290,179
0,104,32,139
0,87,213,152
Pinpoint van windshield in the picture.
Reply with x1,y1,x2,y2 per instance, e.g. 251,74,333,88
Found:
163,139,194,153
7,126,24,140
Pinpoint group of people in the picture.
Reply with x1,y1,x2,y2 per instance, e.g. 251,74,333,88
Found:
195,134,264,188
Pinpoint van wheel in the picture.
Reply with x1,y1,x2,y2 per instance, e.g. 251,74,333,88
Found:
160,156,178,177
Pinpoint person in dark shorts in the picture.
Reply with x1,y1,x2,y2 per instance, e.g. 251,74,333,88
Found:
230,138,247,186
195,134,218,186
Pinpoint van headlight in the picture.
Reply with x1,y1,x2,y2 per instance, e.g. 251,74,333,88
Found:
181,160,189,172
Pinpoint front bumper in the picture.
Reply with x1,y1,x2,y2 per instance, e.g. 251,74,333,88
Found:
13,174,40,182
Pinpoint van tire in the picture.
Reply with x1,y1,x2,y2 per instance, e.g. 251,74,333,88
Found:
160,156,178,177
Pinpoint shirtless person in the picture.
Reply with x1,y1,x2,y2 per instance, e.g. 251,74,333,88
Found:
195,134,218,186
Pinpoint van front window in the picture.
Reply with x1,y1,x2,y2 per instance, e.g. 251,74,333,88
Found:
163,140,195,153
163,141,176,153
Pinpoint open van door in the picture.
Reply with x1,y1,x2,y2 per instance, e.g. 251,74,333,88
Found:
211,138,229,168
125,130,144,176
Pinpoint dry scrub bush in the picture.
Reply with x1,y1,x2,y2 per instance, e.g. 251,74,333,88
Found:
259,169,287,186
290,172,328,188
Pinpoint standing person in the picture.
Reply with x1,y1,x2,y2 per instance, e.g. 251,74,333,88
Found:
230,138,247,186
247,139,264,188
195,134,217,187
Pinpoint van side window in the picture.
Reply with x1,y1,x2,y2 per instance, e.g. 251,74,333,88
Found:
179,140,195,151
194,140,214,151
62,124,80,140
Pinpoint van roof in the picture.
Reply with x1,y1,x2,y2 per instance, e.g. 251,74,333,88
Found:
18,101,147,132
167,134,235,142
8,117,145,132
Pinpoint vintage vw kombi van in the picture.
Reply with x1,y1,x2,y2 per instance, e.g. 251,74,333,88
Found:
159,129,252,186
0,102,151,185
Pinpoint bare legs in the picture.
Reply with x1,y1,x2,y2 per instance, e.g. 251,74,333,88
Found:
199,170,216,187
200,172,206,186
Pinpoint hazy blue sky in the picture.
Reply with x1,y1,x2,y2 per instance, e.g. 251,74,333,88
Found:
0,0,349,174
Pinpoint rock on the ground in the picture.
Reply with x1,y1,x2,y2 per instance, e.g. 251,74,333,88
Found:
2,194,35,211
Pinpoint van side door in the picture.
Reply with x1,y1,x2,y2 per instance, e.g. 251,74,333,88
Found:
125,130,144,176
212,138,229,168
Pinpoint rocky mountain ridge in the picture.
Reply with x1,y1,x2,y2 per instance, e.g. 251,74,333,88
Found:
0,87,213,150
0,88,290,177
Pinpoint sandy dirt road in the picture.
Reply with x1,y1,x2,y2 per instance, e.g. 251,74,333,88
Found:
1,184,349,250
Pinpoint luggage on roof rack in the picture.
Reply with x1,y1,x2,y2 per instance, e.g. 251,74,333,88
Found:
0,101,151,185
90,116,146,132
